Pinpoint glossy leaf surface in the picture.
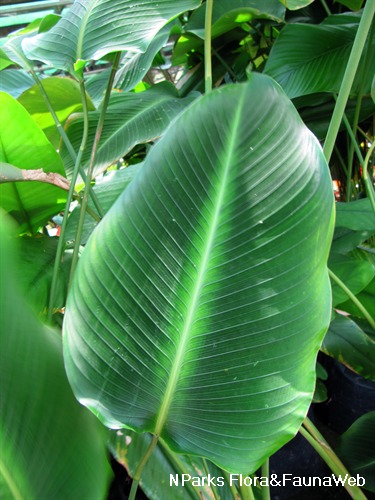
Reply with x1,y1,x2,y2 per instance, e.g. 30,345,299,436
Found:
64,74,334,472
22,0,201,73
0,213,112,499
62,83,198,179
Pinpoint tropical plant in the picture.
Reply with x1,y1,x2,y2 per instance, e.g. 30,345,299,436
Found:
0,0,374,499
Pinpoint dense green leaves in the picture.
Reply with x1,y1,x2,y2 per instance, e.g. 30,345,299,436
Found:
23,0,201,73
0,92,67,234
62,82,199,179
185,0,284,39
0,213,112,499
63,74,334,473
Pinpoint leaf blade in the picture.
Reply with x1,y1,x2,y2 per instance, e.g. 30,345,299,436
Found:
64,74,334,472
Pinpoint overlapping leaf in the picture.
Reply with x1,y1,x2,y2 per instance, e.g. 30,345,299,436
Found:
22,0,201,73
0,69,35,98
86,21,175,106
62,82,199,179
0,92,67,234
186,0,284,39
65,165,141,245
265,15,375,98
336,412,375,493
322,315,375,381
63,74,334,473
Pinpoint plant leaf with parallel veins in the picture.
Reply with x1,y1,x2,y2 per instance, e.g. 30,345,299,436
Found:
63,74,334,473
62,82,199,180
264,17,375,98
22,0,201,74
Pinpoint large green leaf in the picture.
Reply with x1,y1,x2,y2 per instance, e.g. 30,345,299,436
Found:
0,212,112,499
264,16,375,98
63,74,334,473
62,82,199,179
22,0,201,74
0,92,67,234
18,76,95,148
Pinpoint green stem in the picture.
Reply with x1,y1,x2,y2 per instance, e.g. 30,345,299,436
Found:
328,268,375,329
301,418,367,500
357,126,372,143
362,141,375,215
320,0,331,16
345,15,374,201
47,162,80,322
67,80,90,288
323,1,375,163
222,470,239,500
339,105,364,165
334,144,348,177
159,440,202,500
29,69,104,218
261,459,270,500
129,434,159,500
202,459,220,500
212,46,236,80
70,52,121,287
239,482,255,500
204,0,214,93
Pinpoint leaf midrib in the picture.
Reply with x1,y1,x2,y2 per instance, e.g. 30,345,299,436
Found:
154,89,244,436
0,457,24,500
76,0,100,62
